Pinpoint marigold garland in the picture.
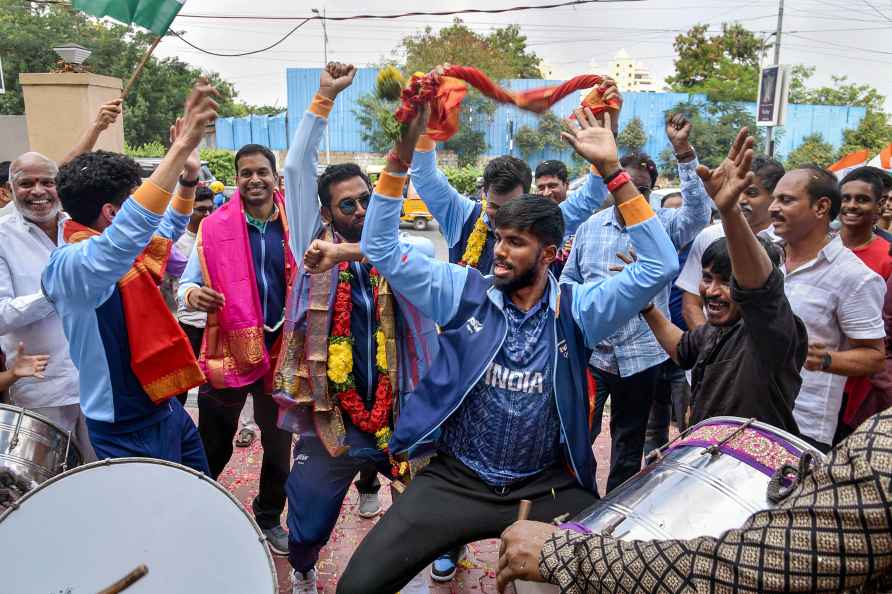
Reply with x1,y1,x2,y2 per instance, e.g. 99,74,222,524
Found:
326,261,408,479
459,200,489,269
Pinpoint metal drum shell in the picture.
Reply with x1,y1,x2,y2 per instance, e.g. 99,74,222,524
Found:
0,403,82,491
0,457,278,593
516,416,826,594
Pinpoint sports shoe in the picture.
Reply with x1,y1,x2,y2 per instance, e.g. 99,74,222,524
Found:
430,545,466,582
358,492,382,518
291,568,318,594
262,524,289,556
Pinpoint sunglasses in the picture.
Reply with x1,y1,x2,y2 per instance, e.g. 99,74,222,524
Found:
337,195,370,215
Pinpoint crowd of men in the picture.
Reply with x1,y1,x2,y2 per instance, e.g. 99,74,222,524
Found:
1,62,891,594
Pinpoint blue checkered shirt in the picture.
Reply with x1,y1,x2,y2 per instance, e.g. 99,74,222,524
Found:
559,159,711,377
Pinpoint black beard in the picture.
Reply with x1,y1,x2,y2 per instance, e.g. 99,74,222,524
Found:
493,260,539,294
333,219,362,243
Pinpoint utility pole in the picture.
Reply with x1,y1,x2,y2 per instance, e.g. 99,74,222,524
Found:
313,8,331,164
766,0,784,157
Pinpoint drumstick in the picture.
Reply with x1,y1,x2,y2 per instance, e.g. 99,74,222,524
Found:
97,564,148,594
506,500,533,594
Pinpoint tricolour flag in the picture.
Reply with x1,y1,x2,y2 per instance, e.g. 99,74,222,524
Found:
73,0,186,36
867,143,892,172
829,149,870,180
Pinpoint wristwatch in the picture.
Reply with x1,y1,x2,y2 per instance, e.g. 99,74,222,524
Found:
820,352,833,371
178,175,200,188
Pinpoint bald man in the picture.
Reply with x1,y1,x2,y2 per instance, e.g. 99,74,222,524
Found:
0,152,95,459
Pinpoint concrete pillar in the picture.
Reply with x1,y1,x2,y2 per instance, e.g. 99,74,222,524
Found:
19,72,123,163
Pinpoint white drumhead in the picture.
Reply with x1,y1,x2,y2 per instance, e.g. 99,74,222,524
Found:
0,457,276,593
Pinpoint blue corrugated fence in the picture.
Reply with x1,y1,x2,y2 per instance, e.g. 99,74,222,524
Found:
215,68,866,166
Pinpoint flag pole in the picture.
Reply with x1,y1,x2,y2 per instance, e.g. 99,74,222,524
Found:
121,35,162,100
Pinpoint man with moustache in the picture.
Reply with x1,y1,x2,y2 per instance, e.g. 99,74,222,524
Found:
770,165,885,451
178,142,295,554
676,156,785,329
641,128,805,433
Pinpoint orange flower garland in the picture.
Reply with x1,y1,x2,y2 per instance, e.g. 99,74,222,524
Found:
328,261,393,435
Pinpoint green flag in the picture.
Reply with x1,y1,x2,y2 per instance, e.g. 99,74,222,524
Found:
73,0,186,36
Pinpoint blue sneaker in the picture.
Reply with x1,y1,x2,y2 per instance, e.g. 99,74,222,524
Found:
430,545,466,582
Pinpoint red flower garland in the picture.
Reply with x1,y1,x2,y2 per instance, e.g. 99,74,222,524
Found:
330,261,394,435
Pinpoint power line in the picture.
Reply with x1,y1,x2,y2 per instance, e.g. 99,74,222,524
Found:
168,19,310,56
860,0,892,21
173,0,646,21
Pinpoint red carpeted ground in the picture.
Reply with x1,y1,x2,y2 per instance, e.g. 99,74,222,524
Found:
210,414,618,594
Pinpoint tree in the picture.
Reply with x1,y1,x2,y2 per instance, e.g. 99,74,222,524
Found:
514,112,565,159
617,117,648,154
660,100,764,176
666,23,765,101
402,18,542,81
443,92,493,166
784,133,835,169
0,1,249,146
356,19,544,161
838,111,892,158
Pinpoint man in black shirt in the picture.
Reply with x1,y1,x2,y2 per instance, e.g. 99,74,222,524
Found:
641,128,806,434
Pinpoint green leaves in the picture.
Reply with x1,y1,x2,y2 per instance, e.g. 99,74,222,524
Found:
785,133,835,169
617,117,648,154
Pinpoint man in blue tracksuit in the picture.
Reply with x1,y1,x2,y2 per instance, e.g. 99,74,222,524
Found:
41,82,219,473
336,105,678,593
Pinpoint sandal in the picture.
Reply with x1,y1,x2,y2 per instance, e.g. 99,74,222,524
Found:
235,427,256,448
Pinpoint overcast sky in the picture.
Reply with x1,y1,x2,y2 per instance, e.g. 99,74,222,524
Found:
155,0,892,110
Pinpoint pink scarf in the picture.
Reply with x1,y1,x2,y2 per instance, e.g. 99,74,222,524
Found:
197,190,295,389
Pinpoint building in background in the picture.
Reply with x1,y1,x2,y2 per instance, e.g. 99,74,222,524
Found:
593,49,661,93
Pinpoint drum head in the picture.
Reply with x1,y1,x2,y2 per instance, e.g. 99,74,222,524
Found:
0,457,276,593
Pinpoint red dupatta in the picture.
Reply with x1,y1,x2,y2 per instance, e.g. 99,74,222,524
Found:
395,66,620,141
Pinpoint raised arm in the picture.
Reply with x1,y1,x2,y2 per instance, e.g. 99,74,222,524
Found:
409,139,477,248
59,99,123,166
557,80,621,235
642,306,684,363
697,127,771,289
157,118,204,243
283,62,356,258
362,104,469,326
560,108,678,346
662,113,712,248
43,81,220,306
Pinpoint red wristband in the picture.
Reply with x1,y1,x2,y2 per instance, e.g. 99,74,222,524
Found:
606,170,631,194
386,149,411,170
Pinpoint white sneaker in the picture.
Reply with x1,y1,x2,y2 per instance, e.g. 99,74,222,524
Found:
291,568,318,594
358,492,382,518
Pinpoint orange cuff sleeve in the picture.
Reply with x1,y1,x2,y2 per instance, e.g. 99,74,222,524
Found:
416,135,436,152
590,164,601,177
618,196,655,226
375,172,407,198
171,194,194,216
309,94,334,118
133,180,172,215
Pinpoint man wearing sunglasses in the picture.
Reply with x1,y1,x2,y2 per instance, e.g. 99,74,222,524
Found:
559,112,711,494
270,63,440,594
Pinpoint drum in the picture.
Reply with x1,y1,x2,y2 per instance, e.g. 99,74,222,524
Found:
517,416,825,594
0,457,277,593
0,403,82,507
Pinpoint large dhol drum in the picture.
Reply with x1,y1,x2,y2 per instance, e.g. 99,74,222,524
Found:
517,416,825,594
0,457,277,593
0,403,82,508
